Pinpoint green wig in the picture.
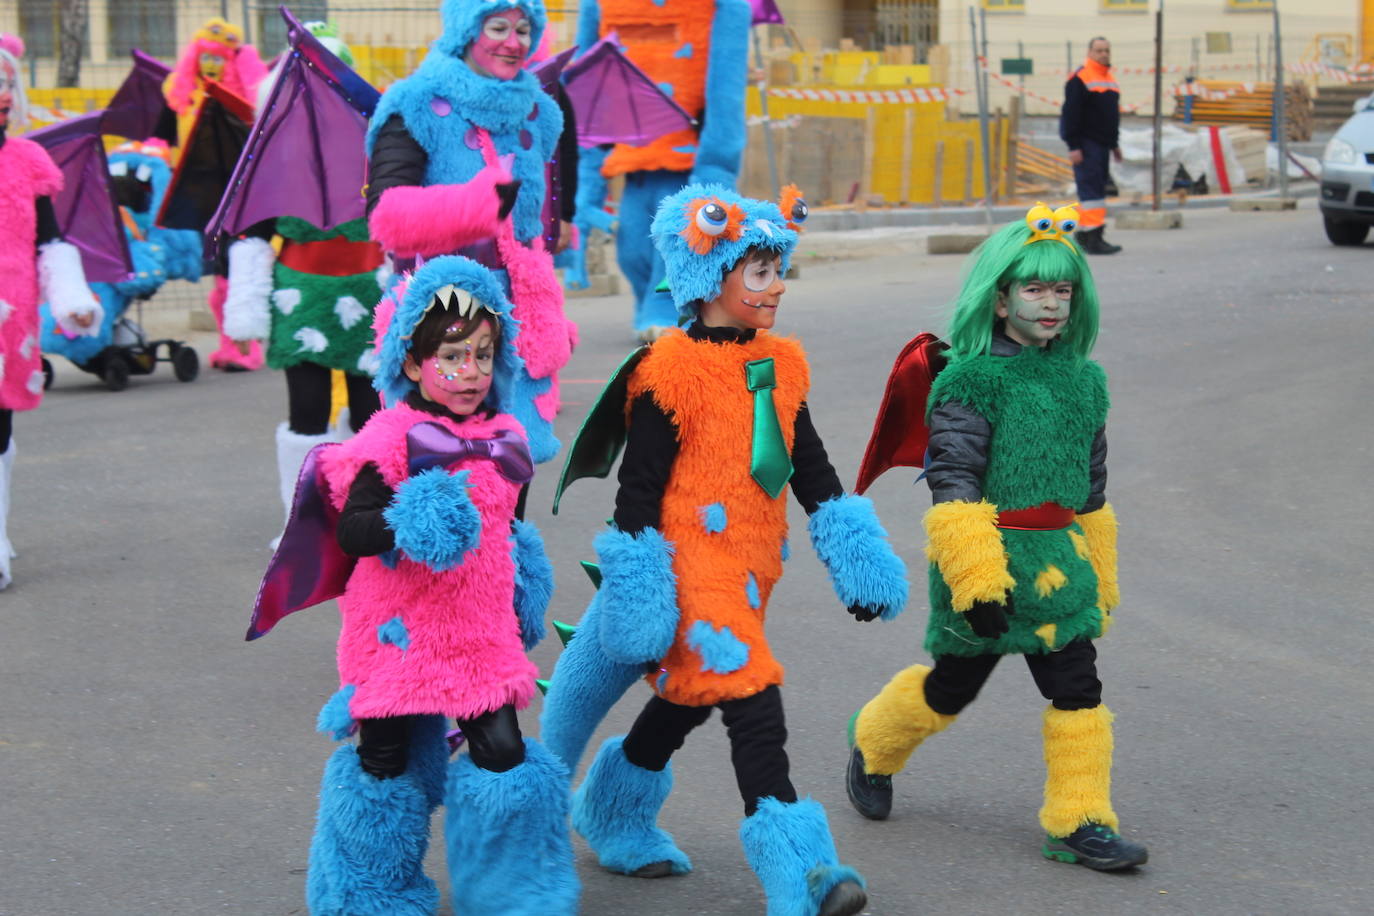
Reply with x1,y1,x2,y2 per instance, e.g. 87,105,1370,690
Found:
944,219,1101,361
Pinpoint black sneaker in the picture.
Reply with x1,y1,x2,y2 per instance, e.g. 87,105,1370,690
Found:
845,745,892,821
1043,823,1148,871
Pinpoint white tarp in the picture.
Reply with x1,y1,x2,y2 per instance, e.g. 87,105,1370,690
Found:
1113,124,1244,194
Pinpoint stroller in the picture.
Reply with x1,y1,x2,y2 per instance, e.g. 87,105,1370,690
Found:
39,140,203,391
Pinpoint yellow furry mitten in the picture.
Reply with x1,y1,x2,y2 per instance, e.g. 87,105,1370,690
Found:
923,500,1015,611
1075,503,1120,612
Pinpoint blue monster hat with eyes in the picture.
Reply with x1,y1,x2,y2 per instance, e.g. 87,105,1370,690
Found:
434,0,547,59
650,183,810,321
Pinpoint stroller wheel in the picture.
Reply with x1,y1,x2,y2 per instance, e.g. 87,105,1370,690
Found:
103,353,131,392
41,358,54,391
172,345,199,383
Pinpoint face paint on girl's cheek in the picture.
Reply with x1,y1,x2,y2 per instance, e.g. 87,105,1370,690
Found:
415,323,497,415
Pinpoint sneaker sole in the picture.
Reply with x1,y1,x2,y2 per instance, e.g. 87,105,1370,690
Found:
1041,843,1149,871
844,747,891,821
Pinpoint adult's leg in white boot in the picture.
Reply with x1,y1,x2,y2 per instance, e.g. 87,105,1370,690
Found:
0,439,15,590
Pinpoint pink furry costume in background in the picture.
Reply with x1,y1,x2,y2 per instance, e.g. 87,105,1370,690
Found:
365,0,574,464
304,255,577,915
160,17,268,372
0,33,103,589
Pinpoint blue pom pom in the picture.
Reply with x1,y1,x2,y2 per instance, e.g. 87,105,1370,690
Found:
593,527,679,664
317,685,358,740
511,519,554,650
384,468,481,572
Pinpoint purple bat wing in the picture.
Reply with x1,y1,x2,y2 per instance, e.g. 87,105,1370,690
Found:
530,46,577,88
27,114,133,284
562,36,696,147
750,0,785,25
101,50,172,141
206,7,380,243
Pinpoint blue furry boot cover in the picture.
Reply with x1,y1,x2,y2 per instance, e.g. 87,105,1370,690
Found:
444,738,580,915
807,494,909,621
539,592,650,771
305,745,440,916
739,797,866,916
408,714,451,811
593,525,680,664
573,736,692,876
384,467,480,571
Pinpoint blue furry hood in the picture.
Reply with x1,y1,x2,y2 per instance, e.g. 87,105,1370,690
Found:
650,183,800,321
436,0,548,60
375,256,526,417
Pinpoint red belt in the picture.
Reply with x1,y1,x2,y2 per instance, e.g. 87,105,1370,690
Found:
996,502,1075,531
278,236,385,277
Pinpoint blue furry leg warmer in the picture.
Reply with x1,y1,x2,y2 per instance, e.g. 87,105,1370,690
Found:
740,797,867,916
618,169,688,330
539,596,646,771
573,736,692,876
306,745,440,916
444,738,580,915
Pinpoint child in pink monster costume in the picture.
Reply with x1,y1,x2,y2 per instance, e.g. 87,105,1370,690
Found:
304,254,577,915
365,0,574,465
0,33,103,589
160,17,269,372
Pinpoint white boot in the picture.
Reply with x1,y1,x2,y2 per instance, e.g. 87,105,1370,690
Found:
0,441,14,590
271,424,333,549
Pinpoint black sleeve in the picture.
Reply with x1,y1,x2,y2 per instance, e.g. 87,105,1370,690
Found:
35,196,61,247
789,402,844,515
555,87,579,223
924,400,990,505
612,393,680,534
366,114,429,217
1079,426,1108,514
153,104,178,146
336,463,398,556
1059,76,1085,150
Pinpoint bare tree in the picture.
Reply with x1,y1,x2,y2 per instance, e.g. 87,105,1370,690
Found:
57,0,88,87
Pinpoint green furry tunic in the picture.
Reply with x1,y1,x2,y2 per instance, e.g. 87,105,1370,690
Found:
267,217,385,373
925,344,1110,658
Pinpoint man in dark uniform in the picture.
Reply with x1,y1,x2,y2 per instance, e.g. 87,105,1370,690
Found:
1060,37,1122,254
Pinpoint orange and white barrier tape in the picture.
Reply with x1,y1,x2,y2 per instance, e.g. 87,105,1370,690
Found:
767,86,968,103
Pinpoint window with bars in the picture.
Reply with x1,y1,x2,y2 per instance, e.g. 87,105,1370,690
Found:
256,1,331,57
18,0,89,59
108,0,178,59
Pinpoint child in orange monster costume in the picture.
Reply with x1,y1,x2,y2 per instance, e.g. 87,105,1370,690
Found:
540,185,909,916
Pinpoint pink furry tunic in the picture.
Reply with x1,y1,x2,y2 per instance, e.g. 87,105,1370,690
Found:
320,403,538,721
0,137,64,411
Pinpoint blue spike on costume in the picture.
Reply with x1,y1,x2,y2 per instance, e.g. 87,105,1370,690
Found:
377,616,411,652
316,685,358,740
699,502,728,533
674,43,695,59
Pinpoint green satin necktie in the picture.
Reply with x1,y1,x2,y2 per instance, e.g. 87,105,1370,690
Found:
745,357,794,499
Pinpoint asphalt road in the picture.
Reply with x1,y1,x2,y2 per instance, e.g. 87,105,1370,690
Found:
2,204,1370,915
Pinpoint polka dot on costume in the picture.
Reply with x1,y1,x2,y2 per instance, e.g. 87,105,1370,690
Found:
0,300,12,326
27,370,45,394
356,348,380,376
19,335,37,360
293,327,328,353
0,355,7,381
272,288,302,315
334,295,367,330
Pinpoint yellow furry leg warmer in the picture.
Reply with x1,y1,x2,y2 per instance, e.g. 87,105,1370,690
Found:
853,665,957,776
1039,705,1119,837
1075,503,1120,612
923,501,1015,611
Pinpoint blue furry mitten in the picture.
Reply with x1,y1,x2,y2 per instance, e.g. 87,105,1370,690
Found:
593,526,679,665
383,467,481,571
510,519,554,650
808,494,909,621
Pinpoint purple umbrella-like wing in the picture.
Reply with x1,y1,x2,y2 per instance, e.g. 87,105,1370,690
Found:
750,0,785,25
206,6,380,242
27,114,133,284
562,35,696,147
101,50,172,141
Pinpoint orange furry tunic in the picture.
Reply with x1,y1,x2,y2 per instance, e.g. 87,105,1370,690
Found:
626,328,809,706
598,0,716,176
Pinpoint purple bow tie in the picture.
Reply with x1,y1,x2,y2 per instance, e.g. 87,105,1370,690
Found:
406,422,534,485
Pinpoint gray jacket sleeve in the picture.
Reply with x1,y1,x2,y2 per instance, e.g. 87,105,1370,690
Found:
1079,426,1108,513
925,400,989,505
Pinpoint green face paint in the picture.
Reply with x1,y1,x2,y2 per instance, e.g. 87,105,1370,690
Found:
999,280,1073,348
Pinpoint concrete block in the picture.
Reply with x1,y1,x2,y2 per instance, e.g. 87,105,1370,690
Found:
188,308,217,332
564,273,621,298
1229,198,1298,212
927,233,988,255
1116,210,1183,229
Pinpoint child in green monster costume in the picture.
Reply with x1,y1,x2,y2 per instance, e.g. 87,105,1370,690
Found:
846,203,1148,871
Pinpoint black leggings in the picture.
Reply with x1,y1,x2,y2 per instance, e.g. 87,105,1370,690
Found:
0,409,11,454
356,704,525,779
621,685,797,816
923,638,1104,716
284,362,380,436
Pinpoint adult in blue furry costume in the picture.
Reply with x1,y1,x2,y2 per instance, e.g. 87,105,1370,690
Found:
364,0,574,466
570,0,752,340
39,140,202,367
